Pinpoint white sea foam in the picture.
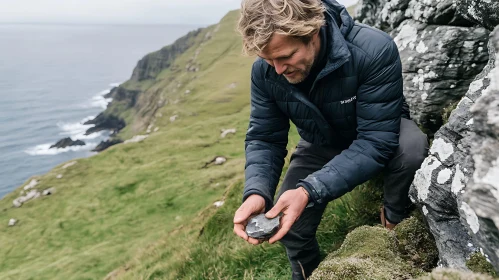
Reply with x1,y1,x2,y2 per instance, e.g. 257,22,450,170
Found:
25,142,97,156
56,115,103,140
83,83,119,109
91,94,113,109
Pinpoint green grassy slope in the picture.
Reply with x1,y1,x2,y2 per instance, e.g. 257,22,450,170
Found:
0,10,256,279
0,4,386,280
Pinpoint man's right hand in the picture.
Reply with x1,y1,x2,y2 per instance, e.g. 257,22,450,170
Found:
233,194,266,245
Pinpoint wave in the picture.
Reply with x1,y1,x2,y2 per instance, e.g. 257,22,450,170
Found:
24,81,122,156
25,142,97,156
82,82,121,109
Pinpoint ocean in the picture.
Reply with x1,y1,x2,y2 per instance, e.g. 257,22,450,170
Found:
0,23,199,198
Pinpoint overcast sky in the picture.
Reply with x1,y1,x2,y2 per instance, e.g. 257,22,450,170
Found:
0,0,358,25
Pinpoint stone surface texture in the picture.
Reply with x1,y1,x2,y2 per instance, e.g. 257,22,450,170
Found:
245,214,279,240
357,0,490,133
465,27,499,271
410,26,499,270
355,0,499,272
456,0,499,31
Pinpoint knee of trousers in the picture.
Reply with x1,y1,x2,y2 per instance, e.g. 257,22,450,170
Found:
397,131,429,173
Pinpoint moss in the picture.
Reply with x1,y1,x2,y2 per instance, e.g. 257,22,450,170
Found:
467,252,498,277
395,215,439,271
418,268,495,280
442,101,459,124
310,226,423,280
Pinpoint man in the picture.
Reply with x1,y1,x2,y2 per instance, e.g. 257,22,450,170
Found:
233,0,429,279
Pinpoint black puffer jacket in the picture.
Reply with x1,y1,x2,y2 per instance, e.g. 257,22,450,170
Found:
243,0,408,210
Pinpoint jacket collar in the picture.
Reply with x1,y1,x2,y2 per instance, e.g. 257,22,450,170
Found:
317,0,353,80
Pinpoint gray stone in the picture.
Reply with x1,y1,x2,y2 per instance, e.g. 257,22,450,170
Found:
464,26,499,272
409,27,498,270
456,0,499,31
8,219,17,227
42,188,56,196
355,0,490,134
245,214,280,240
392,20,489,133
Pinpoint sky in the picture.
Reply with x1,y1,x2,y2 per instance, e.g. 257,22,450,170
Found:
0,0,359,25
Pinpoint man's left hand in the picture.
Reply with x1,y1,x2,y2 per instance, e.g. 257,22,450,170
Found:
265,187,309,244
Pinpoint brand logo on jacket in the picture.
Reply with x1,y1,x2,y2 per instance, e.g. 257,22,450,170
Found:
340,96,356,104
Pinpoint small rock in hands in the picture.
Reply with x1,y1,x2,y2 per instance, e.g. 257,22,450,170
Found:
245,213,280,240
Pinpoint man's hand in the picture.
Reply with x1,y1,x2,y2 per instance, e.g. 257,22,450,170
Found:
233,194,266,245
265,187,309,244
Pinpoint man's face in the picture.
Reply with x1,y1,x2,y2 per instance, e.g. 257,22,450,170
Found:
259,32,320,84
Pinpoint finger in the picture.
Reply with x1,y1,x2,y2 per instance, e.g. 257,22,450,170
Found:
233,223,248,241
247,237,263,245
265,199,285,219
268,217,294,244
233,205,252,224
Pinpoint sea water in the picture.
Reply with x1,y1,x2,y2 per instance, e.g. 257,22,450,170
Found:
0,23,199,198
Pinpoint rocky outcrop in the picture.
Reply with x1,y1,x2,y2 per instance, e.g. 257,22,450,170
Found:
92,139,123,152
49,137,85,149
353,0,499,273
356,0,490,133
84,113,125,135
456,0,499,31
105,86,141,109
410,25,499,271
464,27,499,271
131,28,203,82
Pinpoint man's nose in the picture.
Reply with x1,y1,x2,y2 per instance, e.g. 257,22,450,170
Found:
274,61,287,75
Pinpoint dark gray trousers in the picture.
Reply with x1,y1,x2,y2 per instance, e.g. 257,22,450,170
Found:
276,118,429,279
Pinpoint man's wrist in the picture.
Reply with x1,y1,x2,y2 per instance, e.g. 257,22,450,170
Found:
298,186,310,200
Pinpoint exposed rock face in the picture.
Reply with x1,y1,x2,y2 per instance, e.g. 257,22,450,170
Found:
49,137,85,149
131,29,203,82
355,0,499,272
84,113,125,135
464,27,499,271
356,0,490,133
355,0,471,33
92,139,123,152
456,0,499,31
410,26,498,270
394,21,489,132
106,86,141,109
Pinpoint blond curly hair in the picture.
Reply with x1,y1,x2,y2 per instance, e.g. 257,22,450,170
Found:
237,0,326,55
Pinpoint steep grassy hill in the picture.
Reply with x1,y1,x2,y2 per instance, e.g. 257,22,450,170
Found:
0,4,403,280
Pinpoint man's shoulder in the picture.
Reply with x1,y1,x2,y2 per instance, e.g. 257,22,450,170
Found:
251,58,268,78
346,23,396,60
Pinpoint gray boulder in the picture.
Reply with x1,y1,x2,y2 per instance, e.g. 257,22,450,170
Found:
456,0,499,31
464,26,499,271
356,0,490,134
409,27,498,270
392,21,489,132
49,137,85,149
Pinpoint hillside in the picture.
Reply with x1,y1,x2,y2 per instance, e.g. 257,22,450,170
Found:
0,10,254,279
0,4,386,280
